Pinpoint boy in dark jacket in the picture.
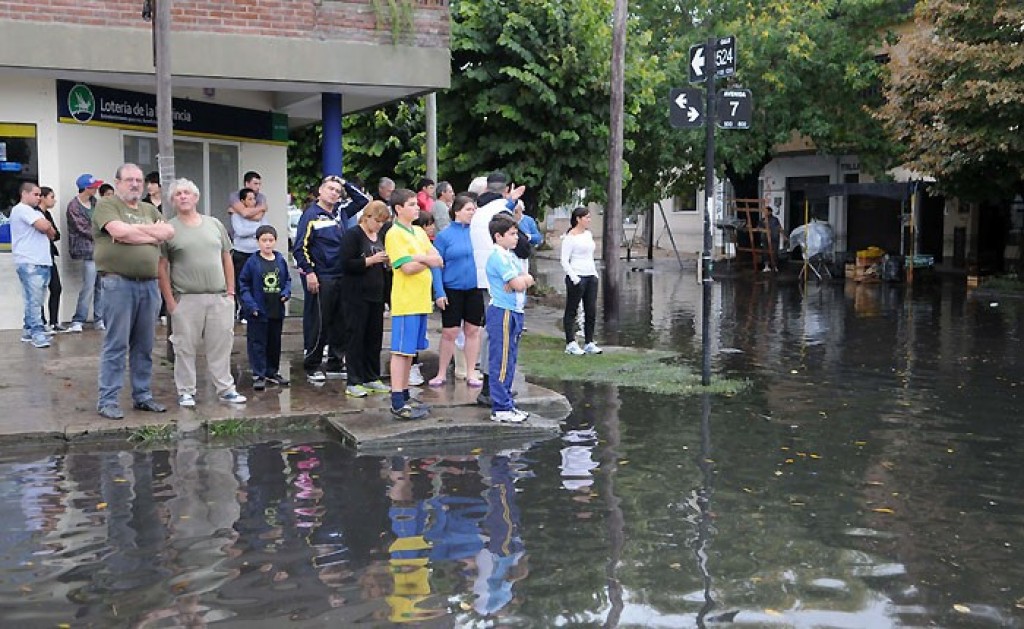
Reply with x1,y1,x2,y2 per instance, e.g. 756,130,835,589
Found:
239,225,292,391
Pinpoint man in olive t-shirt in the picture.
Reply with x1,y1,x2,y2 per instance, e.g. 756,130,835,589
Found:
92,163,175,420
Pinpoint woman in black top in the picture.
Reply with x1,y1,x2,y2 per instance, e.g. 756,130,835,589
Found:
339,201,393,397
38,187,64,331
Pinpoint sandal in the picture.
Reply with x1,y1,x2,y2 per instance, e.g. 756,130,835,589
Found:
428,377,446,387
467,378,483,388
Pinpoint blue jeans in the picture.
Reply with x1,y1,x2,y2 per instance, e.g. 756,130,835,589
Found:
72,259,103,325
16,264,51,343
97,275,161,409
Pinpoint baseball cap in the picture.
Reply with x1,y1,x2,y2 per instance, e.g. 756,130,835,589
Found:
76,174,104,190
486,171,508,185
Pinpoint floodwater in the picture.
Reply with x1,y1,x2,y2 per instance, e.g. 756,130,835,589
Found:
1,265,1022,628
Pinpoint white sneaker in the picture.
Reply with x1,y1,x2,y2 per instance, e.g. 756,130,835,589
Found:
178,393,196,408
218,390,247,404
583,342,603,355
490,409,527,423
94,321,106,331
408,363,425,386
565,341,585,356
68,322,84,333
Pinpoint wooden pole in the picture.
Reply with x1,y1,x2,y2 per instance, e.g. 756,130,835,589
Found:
603,0,627,322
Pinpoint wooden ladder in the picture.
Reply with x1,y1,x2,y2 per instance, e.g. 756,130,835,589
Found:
733,198,776,271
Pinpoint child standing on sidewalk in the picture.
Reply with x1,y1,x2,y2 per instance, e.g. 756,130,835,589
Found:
485,214,534,423
239,225,292,391
384,189,443,420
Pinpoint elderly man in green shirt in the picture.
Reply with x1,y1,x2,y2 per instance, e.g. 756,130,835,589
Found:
158,178,247,409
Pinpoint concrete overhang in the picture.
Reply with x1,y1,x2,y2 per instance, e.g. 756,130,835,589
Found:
0,22,450,126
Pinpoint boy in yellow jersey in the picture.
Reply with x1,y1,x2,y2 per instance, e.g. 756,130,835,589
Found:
384,189,443,420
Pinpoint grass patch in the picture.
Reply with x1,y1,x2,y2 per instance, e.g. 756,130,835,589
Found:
518,334,749,396
127,424,175,444
206,418,259,438
983,273,1024,293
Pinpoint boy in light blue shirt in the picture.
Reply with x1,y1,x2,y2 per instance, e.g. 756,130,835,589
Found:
484,214,534,423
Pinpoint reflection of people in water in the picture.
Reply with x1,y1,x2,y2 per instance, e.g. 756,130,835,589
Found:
473,453,529,617
384,456,445,623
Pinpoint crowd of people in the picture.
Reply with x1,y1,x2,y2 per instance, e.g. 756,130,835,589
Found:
9,163,605,424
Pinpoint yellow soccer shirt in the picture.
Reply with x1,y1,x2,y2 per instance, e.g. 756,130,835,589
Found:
385,222,434,316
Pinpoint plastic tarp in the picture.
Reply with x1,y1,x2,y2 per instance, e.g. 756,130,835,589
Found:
789,220,835,260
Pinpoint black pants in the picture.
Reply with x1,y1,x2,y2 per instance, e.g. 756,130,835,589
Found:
42,260,61,325
345,298,384,385
247,316,284,378
302,276,346,374
564,275,598,344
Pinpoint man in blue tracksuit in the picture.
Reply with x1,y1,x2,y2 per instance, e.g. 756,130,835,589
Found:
293,175,370,382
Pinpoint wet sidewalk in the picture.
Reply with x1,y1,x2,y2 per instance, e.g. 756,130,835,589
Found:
1,316,570,449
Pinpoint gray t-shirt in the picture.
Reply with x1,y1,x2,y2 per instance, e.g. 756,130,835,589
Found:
228,190,268,254
10,202,53,266
161,215,232,294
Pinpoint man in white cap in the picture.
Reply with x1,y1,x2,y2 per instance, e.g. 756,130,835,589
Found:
66,173,105,332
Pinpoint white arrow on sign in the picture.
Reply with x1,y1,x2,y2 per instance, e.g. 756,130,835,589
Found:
688,107,700,122
674,93,689,109
691,46,705,78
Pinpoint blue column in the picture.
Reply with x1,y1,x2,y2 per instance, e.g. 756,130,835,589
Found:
322,93,343,176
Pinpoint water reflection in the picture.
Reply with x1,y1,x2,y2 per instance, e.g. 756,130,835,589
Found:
1,270,1022,627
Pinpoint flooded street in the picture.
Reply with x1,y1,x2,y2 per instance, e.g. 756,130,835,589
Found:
1,264,1021,627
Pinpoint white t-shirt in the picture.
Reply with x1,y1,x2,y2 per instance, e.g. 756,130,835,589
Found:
469,197,512,289
10,202,52,266
560,230,598,283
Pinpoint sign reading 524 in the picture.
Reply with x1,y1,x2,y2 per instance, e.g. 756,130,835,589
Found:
714,36,735,78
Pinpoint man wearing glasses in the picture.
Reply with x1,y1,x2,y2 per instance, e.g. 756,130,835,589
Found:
92,163,175,420
293,175,370,383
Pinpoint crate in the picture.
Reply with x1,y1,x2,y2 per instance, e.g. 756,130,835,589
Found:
967,275,982,288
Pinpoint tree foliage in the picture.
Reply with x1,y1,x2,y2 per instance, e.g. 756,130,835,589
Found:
876,0,1024,200
441,0,614,208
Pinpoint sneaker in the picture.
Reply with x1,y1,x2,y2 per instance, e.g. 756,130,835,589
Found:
20,333,31,343
363,380,390,393
97,405,125,420
218,390,247,404
511,407,531,420
325,367,347,380
266,373,290,386
346,384,369,398
391,404,429,421
68,322,84,333
583,342,603,355
178,393,196,408
490,409,527,424
408,364,425,386
32,336,51,349
408,396,431,411
95,321,106,331
565,341,585,356
52,324,68,333
253,377,266,391
42,327,56,337
306,370,327,383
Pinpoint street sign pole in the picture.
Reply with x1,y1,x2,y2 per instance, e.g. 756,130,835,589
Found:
701,36,715,386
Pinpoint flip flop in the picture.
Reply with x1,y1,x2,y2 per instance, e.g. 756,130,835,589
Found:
467,378,483,388
428,377,446,387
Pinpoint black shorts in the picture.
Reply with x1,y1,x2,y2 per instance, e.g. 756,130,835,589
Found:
440,288,485,328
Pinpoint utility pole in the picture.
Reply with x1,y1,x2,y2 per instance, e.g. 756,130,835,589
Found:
700,36,716,386
425,93,437,181
153,0,175,201
604,0,627,321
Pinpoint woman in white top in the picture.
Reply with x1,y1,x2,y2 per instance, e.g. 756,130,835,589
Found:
560,206,602,355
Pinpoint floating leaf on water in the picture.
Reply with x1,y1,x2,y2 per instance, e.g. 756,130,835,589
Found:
471,448,483,454
947,448,955,454
809,454,822,459
669,563,682,569
854,441,867,446
742,488,753,493
774,471,784,476
785,459,795,464
765,608,782,616
867,481,884,486
619,460,630,465
819,411,828,417
114,478,128,483
96,502,107,510
953,604,971,613
872,508,895,514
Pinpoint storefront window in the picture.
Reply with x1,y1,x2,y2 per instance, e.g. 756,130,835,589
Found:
123,134,238,217
0,123,39,218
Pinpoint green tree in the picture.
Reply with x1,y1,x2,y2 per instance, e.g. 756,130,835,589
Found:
440,0,658,208
877,0,1024,200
